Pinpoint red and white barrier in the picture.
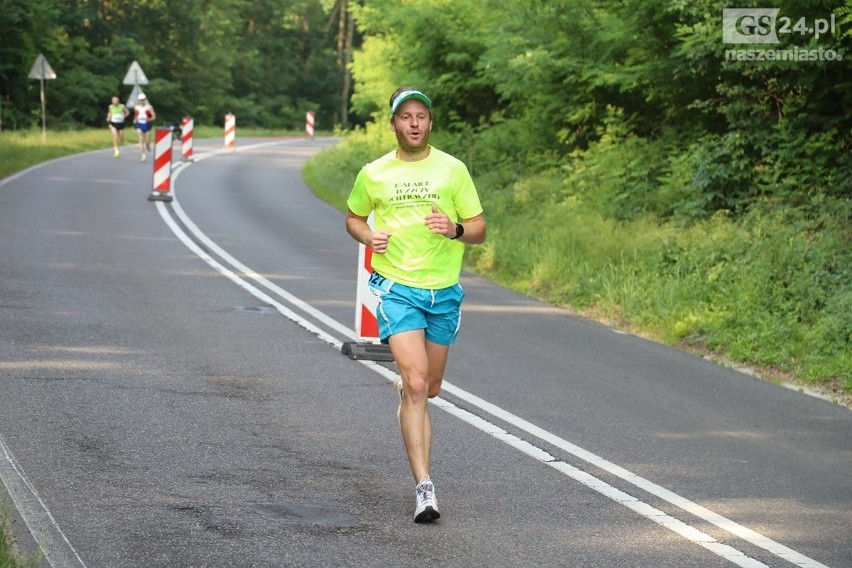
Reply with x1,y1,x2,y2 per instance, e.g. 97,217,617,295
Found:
180,116,194,161
340,212,393,361
148,128,173,202
355,243,380,341
306,111,315,138
224,112,236,149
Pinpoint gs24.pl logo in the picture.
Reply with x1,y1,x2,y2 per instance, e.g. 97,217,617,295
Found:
722,8,838,44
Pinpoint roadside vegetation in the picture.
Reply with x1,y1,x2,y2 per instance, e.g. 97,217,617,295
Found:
305,0,852,398
305,125,851,399
0,129,117,179
0,507,38,568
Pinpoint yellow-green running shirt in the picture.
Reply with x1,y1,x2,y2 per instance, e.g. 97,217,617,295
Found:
347,146,483,289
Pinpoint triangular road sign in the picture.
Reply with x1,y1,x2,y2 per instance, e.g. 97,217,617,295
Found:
123,60,149,85
28,54,57,80
126,84,144,108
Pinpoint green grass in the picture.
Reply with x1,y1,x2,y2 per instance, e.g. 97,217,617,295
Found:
0,129,114,179
0,126,308,180
0,506,39,568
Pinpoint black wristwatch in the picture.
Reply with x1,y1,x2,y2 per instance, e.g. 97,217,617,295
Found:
449,223,464,240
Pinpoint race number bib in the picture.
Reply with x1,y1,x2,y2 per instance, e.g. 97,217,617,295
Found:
111,113,124,122
368,271,394,297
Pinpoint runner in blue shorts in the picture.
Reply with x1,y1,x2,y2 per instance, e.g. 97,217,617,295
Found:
369,272,465,346
133,93,156,162
345,87,486,523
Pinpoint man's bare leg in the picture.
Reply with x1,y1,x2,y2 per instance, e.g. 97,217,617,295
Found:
388,331,450,481
423,339,449,468
389,330,431,481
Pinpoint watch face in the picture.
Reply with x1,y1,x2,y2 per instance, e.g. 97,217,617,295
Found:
455,223,464,238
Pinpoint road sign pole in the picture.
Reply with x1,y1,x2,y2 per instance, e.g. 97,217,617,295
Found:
39,76,46,142
39,58,46,141
28,54,57,141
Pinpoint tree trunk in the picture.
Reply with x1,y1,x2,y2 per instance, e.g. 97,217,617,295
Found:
338,0,353,127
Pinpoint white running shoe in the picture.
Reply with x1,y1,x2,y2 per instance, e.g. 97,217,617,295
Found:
414,477,440,523
140,154,146,162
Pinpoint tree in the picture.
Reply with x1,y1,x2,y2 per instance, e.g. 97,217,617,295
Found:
0,0,356,130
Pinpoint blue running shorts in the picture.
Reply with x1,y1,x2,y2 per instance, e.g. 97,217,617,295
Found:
368,271,465,346
135,122,152,132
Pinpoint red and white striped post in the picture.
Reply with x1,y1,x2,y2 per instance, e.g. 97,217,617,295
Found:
355,243,380,340
341,212,393,361
224,112,236,150
148,128,173,202
305,110,315,138
180,116,194,161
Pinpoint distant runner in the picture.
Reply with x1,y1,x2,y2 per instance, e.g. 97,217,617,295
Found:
134,93,156,162
106,96,129,158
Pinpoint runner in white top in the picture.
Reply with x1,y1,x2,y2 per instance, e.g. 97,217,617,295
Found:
134,93,156,162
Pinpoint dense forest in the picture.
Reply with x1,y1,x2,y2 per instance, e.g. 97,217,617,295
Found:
2,0,850,388
0,0,357,130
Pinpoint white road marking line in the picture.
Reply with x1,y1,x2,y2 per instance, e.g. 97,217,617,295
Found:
156,200,343,350
158,141,831,568
345,360,770,568
0,435,87,568
168,182,356,340
440,384,829,568
0,151,119,568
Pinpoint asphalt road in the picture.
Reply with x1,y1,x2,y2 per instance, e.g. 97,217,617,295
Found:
0,137,850,568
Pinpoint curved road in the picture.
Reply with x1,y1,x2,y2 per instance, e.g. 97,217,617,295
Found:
0,138,850,568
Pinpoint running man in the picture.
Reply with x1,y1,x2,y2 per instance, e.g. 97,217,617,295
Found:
345,87,486,522
106,96,129,158
133,93,156,162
